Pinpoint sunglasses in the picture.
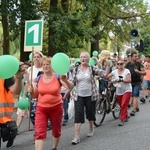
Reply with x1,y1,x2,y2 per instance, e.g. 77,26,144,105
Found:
117,63,123,65
124,60,127,61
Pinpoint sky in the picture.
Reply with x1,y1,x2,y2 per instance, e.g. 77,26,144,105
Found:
144,0,150,5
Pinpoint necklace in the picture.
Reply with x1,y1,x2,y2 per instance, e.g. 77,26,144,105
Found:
44,72,54,82
44,75,51,81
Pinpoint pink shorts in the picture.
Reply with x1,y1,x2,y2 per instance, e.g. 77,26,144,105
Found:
34,103,63,140
17,108,28,117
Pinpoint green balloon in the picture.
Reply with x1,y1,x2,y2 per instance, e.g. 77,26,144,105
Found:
29,52,33,61
89,58,96,66
0,55,19,79
92,51,98,57
18,98,29,110
141,54,145,58
74,58,80,64
51,53,70,75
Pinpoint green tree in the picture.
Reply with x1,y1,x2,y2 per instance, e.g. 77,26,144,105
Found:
48,0,58,57
19,0,40,61
1,0,10,54
0,0,149,59
139,12,150,54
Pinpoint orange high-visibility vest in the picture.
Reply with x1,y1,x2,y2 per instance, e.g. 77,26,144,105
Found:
0,79,14,124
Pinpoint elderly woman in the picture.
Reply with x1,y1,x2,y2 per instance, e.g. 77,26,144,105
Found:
107,58,132,126
71,51,110,145
29,57,73,150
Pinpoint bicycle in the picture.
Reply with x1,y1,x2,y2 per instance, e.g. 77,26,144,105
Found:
94,78,120,127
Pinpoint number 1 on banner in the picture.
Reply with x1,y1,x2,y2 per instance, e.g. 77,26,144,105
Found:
24,20,43,52
28,24,39,44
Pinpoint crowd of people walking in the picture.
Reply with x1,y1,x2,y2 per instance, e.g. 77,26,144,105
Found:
0,49,150,150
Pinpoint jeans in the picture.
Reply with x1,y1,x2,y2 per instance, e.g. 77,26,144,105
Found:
30,99,37,126
61,93,70,122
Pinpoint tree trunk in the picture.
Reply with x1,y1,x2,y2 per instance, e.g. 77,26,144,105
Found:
19,0,31,61
61,0,69,12
91,11,100,56
20,26,30,61
1,0,10,54
48,0,58,57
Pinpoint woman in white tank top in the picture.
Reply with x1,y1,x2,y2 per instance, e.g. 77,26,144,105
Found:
107,58,132,126
24,51,43,129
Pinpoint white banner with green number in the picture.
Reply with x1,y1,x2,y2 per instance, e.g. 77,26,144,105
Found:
24,20,43,52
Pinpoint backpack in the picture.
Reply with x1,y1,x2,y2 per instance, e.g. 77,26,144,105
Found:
75,65,94,76
125,62,142,83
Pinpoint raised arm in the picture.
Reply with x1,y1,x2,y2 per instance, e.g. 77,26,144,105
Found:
8,63,26,94
94,59,111,77
60,75,74,91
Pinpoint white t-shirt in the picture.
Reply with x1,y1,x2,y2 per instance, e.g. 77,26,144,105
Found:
27,66,43,86
111,69,132,95
61,71,73,93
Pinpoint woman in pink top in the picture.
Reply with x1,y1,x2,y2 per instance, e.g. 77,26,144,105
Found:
29,57,73,150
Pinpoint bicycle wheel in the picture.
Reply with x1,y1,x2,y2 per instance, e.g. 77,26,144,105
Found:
94,98,107,127
112,98,120,119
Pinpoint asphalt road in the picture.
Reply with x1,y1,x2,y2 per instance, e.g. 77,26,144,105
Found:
1,96,150,150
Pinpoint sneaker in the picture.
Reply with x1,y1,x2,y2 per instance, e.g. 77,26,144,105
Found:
140,98,146,103
87,128,94,137
47,126,52,130
118,120,124,126
128,104,132,108
29,126,35,131
130,110,136,116
62,121,68,126
128,104,131,108
17,129,19,135
71,136,80,145
124,116,130,122
52,148,57,150
6,138,14,148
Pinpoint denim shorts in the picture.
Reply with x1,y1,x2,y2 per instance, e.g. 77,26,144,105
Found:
143,79,150,89
132,84,141,97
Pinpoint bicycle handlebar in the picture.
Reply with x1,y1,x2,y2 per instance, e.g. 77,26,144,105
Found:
99,78,116,85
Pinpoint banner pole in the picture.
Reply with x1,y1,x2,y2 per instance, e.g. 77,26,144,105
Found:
28,47,34,131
